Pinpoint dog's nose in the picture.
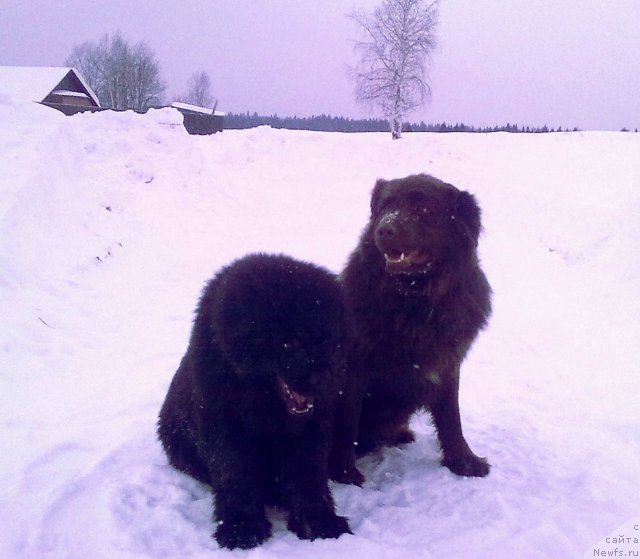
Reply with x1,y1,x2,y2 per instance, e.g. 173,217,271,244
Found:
375,214,399,243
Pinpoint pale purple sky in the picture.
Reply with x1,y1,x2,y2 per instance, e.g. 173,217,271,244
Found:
2,0,639,130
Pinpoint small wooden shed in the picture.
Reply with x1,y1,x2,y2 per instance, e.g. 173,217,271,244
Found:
170,102,224,135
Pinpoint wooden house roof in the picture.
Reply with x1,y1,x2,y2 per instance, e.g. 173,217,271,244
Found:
0,66,100,107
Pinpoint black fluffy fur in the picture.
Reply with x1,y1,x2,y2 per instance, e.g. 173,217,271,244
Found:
329,174,492,486
158,254,351,549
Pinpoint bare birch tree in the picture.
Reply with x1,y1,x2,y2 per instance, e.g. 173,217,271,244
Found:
350,0,439,139
180,71,217,109
66,32,165,110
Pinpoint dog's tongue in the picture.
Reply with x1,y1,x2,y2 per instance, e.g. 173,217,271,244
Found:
279,378,315,415
290,390,310,409
407,251,428,265
289,390,314,414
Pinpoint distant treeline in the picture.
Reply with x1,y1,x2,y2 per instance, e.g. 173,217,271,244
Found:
224,112,584,134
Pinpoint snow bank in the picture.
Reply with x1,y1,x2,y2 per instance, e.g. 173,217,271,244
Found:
1,99,639,559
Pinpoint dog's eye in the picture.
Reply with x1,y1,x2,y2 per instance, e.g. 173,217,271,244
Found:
378,195,397,212
407,191,428,205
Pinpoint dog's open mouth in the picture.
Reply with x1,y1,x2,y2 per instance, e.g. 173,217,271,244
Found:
382,250,434,294
277,377,315,415
384,249,433,273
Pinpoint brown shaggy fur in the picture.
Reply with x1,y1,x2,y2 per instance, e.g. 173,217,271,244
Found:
329,174,492,485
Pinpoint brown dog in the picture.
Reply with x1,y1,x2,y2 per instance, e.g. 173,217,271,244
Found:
330,174,492,485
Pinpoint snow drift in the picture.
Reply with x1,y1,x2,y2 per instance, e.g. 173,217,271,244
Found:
0,98,639,559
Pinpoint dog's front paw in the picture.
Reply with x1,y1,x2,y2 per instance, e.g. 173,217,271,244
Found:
288,510,352,541
329,459,365,486
443,453,490,477
331,464,365,486
215,517,272,550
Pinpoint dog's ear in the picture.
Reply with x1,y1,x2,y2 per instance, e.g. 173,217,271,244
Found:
370,179,388,216
455,190,482,245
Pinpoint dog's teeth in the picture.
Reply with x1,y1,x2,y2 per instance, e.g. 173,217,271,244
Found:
291,401,314,414
386,252,405,263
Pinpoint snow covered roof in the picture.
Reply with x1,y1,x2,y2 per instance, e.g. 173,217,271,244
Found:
51,89,91,99
171,101,225,117
0,66,100,107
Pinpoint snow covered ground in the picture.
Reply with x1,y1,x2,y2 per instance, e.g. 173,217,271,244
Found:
0,98,638,559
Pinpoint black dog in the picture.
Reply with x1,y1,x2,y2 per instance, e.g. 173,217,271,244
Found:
158,254,351,549
329,174,492,486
